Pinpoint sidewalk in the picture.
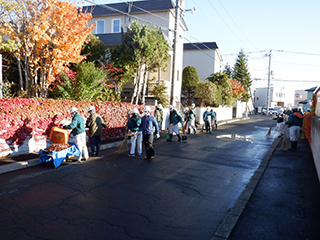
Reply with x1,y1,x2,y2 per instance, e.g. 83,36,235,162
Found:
225,138,320,240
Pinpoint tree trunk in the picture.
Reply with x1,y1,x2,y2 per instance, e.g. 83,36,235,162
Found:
131,66,141,104
140,66,148,105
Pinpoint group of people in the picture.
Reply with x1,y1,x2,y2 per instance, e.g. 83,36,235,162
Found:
62,104,219,161
63,106,107,162
273,105,304,151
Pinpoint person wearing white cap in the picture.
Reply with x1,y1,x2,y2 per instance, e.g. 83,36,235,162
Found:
186,103,197,134
285,105,303,150
203,106,214,133
127,108,142,157
275,108,285,137
154,104,163,130
167,105,183,141
141,106,160,160
86,106,107,157
63,107,89,161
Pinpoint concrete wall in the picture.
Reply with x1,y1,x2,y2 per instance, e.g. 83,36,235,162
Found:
311,116,320,182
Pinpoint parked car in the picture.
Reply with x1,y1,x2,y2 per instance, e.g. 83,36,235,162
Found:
262,107,274,116
270,107,283,116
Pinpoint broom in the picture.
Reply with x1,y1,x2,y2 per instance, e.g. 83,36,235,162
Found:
281,125,289,149
265,118,274,136
117,111,130,153
199,123,205,133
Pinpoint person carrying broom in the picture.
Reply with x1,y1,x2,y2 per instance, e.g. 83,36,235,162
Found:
141,106,160,160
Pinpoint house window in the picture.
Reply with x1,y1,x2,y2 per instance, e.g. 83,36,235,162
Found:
112,19,121,33
96,20,105,34
257,97,259,100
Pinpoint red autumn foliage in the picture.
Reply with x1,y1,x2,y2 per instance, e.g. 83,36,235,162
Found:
0,98,153,155
231,79,245,99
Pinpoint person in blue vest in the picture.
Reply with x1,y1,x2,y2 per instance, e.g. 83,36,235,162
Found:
127,108,142,157
285,105,303,151
167,105,183,142
141,106,160,160
63,107,89,161
203,107,215,134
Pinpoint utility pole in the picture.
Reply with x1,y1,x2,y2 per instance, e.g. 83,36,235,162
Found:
170,0,179,106
266,50,272,116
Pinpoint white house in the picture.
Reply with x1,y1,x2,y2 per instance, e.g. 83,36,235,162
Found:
253,86,295,111
83,0,188,109
183,42,223,81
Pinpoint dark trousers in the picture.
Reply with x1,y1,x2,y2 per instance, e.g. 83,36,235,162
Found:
143,134,154,159
90,135,101,155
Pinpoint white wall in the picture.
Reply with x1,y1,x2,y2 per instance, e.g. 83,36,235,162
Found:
195,106,233,125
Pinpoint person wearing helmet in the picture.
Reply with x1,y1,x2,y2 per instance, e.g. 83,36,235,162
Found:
285,105,303,150
167,105,183,142
63,107,89,161
186,104,197,134
203,107,214,134
141,106,159,160
86,106,107,157
274,108,285,137
127,108,142,157
154,104,163,130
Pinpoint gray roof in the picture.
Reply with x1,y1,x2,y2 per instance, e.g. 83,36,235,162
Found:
183,42,219,50
83,0,175,17
96,33,122,46
305,86,317,92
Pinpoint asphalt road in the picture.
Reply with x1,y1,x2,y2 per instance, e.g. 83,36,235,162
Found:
0,116,278,240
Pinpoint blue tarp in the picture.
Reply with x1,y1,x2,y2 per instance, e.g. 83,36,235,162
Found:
39,143,81,168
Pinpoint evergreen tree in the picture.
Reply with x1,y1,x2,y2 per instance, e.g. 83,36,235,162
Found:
54,62,106,101
233,49,252,102
182,66,199,105
222,63,233,77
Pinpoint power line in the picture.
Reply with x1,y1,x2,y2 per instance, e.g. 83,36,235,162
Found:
217,0,259,51
83,0,171,32
205,0,253,51
187,0,238,53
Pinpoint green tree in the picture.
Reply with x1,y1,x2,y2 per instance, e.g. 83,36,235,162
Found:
222,63,233,77
195,81,217,107
207,72,235,107
233,49,252,102
110,21,169,104
53,62,106,101
182,66,199,105
81,34,109,64
151,84,169,108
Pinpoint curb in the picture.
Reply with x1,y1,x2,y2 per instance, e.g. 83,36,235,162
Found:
210,136,281,240
0,139,128,175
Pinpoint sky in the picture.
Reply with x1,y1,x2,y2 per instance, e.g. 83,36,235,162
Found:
79,0,320,91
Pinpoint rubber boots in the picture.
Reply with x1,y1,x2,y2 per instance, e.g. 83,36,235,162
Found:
166,134,173,142
177,134,181,142
287,141,297,151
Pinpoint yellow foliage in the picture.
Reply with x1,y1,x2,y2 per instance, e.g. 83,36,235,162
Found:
2,0,95,96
